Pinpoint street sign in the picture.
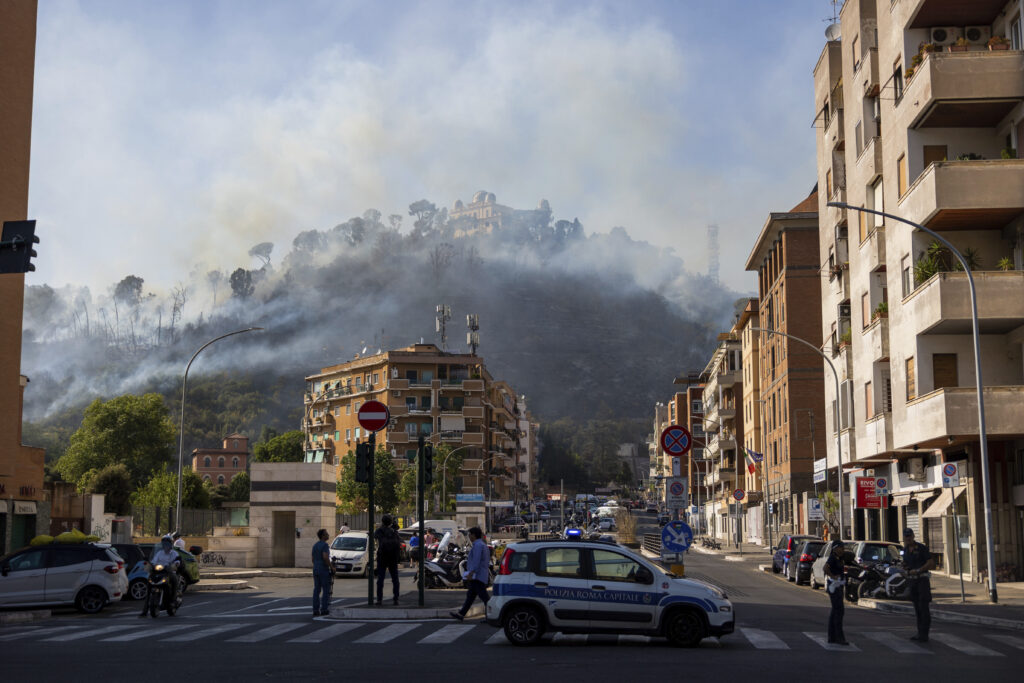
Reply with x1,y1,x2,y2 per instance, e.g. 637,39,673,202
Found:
357,400,390,432
942,462,961,487
808,498,824,521
660,425,692,457
854,476,888,509
874,476,889,496
661,521,693,553
666,477,688,509
733,488,745,502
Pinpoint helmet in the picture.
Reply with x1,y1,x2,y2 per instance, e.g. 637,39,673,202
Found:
172,531,181,540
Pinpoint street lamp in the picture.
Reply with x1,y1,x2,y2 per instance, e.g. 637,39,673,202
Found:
829,201,998,604
750,327,845,539
176,327,263,534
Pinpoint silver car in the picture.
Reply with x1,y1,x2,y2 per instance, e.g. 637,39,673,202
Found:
0,543,127,613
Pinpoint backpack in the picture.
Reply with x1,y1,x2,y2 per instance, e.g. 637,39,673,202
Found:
377,526,400,559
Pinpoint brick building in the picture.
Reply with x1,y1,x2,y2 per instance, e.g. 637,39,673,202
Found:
191,434,249,486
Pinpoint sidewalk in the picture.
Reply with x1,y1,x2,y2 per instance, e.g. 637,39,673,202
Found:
691,541,770,561
200,567,310,579
859,573,1024,631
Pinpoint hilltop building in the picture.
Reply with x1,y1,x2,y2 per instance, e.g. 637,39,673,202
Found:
191,434,250,485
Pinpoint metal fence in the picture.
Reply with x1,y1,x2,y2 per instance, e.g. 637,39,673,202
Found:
642,533,662,555
132,506,230,537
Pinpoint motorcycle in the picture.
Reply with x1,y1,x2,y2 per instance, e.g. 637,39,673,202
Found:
854,562,911,601
416,533,468,589
146,563,183,617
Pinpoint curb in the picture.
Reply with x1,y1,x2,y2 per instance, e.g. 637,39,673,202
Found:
201,570,311,579
0,610,50,625
322,603,486,621
858,598,1024,631
190,580,252,592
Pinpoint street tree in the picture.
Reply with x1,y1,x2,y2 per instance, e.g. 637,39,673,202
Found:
55,393,176,488
82,463,133,515
251,430,304,462
336,447,398,515
131,467,210,509
228,471,250,502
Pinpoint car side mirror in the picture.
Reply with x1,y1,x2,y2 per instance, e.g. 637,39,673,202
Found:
636,567,654,585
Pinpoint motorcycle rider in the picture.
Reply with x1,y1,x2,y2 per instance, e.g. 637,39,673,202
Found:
141,535,181,617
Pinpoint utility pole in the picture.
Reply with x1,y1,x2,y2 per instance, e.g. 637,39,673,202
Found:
417,435,425,606
366,432,376,607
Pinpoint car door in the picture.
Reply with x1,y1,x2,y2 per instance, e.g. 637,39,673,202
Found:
45,546,92,603
533,546,591,629
0,547,49,606
587,548,658,630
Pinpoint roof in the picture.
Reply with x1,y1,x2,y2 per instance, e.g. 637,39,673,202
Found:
744,190,819,272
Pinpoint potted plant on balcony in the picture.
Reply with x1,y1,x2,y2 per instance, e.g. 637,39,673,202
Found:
904,66,915,81
949,36,970,52
871,301,888,322
911,53,923,68
919,42,938,54
987,35,1011,51
1001,147,1018,159
997,257,1014,271
838,330,852,349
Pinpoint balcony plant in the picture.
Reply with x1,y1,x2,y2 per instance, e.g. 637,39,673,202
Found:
904,66,915,81
1001,147,1018,159
838,330,852,348
911,53,923,67
871,301,888,321
987,35,1010,51
919,42,938,54
997,257,1014,272
949,36,970,52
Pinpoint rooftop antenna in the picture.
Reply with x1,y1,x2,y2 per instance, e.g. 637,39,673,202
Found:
824,0,841,41
466,313,480,355
706,224,720,285
435,304,452,350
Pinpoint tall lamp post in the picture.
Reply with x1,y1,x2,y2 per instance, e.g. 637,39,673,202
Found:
176,327,263,533
829,201,997,603
750,327,845,539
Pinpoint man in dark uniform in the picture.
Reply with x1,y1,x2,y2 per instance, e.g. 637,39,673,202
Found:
902,527,935,642
823,540,849,645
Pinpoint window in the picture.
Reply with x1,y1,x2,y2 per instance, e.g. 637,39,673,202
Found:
218,456,225,468
355,428,362,439
204,456,211,467
406,397,416,409
203,474,211,482
8,549,46,571
1011,17,1022,50
405,370,417,381
50,547,89,568
334,407,340,416
861,292,871,329
897,154,908,197
406,423,418,436
826,169,833,197
852,35,860,71
905,357,916,401
232,456,240,468
217,475,225,485
855,121,863,155
232,439,239,449
332,432,339,442
373,373,379,385
591,549,646,583
537,547,582,577
345,404,351,415
901,255,912,296
865,381,874,418
893,62,904,100
859,207,868,242
405,449,417,461
869,177,884,227
346,429,351,441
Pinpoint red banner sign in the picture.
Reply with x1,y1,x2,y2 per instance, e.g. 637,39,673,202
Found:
854,476,888,509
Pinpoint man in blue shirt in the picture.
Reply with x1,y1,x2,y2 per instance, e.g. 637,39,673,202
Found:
312,529,334,617
450,527,490,621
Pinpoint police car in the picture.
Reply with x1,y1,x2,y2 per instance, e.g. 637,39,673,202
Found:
486,538,733,647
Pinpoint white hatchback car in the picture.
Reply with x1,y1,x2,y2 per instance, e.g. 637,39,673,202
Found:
330,532,369,577
0,543,127,613
487,539,734,647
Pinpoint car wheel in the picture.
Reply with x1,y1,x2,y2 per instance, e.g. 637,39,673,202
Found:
810,574,819,590
665,609,705,648
503,605,545,646
129,578,148,601
771,560,780,574
75,586,107,614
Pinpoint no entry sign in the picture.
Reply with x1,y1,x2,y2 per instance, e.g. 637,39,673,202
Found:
357,400,390,432
660,425,692,457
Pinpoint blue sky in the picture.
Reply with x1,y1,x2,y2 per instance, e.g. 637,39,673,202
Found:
27,0,832,293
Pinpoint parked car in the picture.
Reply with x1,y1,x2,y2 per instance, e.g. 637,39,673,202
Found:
808,540,901,592
645,504,658,514
137,544,201,590
330,532,369,577
770,534,820,574
0,542,127,613
111,543,151,600
788,540,825,585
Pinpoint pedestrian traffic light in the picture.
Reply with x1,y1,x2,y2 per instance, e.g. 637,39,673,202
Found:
0,220,39,274
355,443,369,483
423,445,433,485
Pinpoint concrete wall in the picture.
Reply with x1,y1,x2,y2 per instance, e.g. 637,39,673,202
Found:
250,462,336,567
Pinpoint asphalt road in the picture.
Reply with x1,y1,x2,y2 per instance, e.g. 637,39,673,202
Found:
3,514,1022,681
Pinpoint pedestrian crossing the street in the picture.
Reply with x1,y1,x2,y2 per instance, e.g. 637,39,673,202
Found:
0,620,1021,657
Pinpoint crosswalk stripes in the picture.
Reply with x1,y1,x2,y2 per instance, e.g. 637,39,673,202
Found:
289,622,364,643
44,624,134,642
0,624,79,641
483,630,508,645
741,628,789,650
163,623,246,642
861,631,929,654
354,623,419,644
617,635,652,644
930,632,1003,657
986,634,1024,651
551,633,589,644
102,624,191,642
804,632,860,652
226,622,307,643
417,624,476,644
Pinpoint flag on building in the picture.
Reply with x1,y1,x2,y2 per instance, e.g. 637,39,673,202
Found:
744,450,756,474
745,446,764,463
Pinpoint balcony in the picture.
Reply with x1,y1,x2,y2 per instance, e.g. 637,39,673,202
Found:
905,271,1024,334
906,0,1008,30
717,370,739,388
858,412,894,459
388,379,410,391
707,469,736,487
438,379,466,390
856,135,882,180
388,432,410,445
860,227,885,272
830,266,850,299
826,108,844,151
898,52,1024,130
900,386,1024,448
898,160,1024,232
863,315,889,362
462,432,486,447
463,379,485,392
860,48,879,97
388,404,408,417
463,406,485,419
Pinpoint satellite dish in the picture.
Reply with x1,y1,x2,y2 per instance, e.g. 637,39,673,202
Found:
825,23,841,41
361,346,368,354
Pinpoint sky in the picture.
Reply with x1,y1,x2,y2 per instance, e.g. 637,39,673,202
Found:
27,0,833,295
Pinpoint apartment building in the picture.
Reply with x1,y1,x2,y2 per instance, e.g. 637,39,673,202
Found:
191,434,249,486
701,331,745,541
0,1,47,555
648,402,670,502
304,343,522,506
814,0,1024,580
745,194,828,541
738,300,765,544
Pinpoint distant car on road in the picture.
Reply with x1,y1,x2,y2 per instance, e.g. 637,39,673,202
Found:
0,542,127,614
788,540,825,585
809,540,902,591
330,532,369,577
111,543,151,600
770,534,820,575
645,504,658,514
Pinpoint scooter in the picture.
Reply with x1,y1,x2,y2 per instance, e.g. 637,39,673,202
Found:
855,562,911,600
146,562,183,617
416,533,468,589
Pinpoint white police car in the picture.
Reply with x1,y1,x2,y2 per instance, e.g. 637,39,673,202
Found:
486,538,733,647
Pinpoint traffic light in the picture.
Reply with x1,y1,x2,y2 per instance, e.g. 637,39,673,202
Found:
0,220,39,274
355,443,370,483
423,445,434,485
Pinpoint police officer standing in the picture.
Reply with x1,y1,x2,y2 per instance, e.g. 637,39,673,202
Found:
823,540,849,645
902,527,935,642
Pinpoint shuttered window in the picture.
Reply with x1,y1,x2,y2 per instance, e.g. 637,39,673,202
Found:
906,356,916,401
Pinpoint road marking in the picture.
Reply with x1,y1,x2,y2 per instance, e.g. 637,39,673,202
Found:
220,598,287,614
741,628,789,650
163,623,246,641
288,622,364,643
862,631,929,654
483,631,508,645
804,632,859,651
0,625,73,641
931,632,1003,657
354,623,419,643
986,634,1024,650
226,622,307,643
102,624,191,641
618,634,652,644
417,624,476,644
44,624,135,642
551,633,589,644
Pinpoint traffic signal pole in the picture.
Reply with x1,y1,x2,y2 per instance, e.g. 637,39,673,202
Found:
417,436,425,606
366,433,376,606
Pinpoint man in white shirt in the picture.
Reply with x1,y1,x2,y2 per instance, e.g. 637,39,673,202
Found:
141,536,181,617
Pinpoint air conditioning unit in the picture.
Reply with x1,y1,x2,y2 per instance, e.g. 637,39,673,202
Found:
907,457,926,481
964,25,991,45
838,303,851,319
871,97,881,121
930,26,961,46
391,368,398,378
863,469,875,478
392,390,401,397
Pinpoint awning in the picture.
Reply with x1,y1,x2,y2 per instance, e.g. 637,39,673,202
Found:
440,415,466,431
913,489,939,505
13,501,37,515
922,488,963,519
892,493,912,507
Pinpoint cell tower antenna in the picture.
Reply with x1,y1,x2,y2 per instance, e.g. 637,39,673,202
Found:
706,224,720,285
435,303,452,351
466,314,480,355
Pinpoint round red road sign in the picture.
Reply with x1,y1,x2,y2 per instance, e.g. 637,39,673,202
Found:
357,400,390,432
660,425,692,456
733,488,745,501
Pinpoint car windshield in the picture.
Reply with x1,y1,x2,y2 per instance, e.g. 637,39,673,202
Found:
861,544,901,562
332,537,367,551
